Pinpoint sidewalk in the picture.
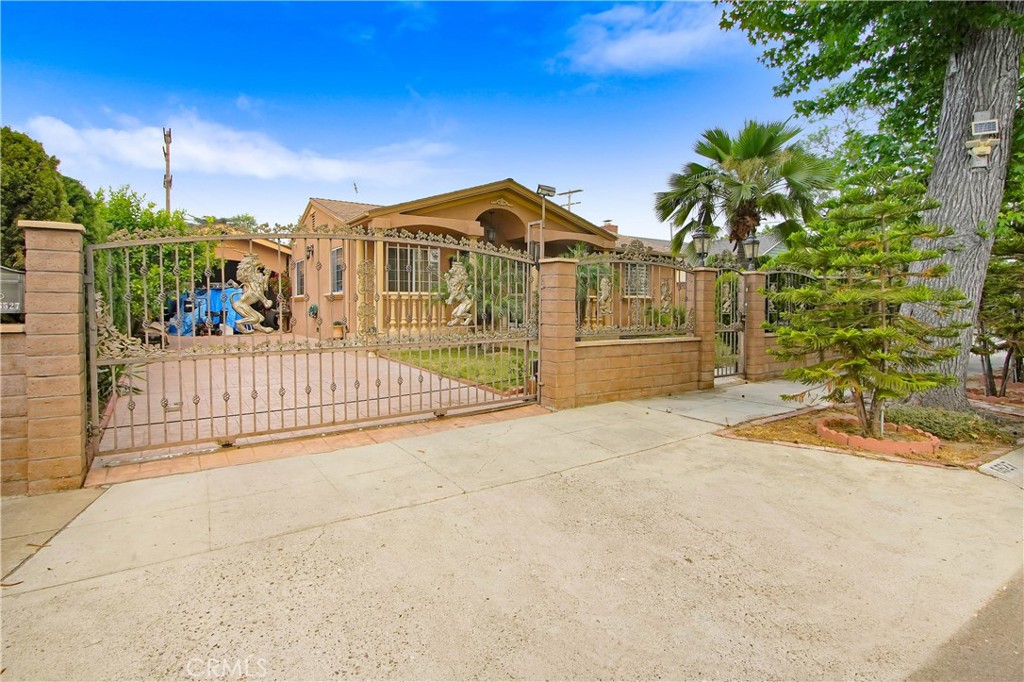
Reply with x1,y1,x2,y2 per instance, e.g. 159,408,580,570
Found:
2,380,1021,680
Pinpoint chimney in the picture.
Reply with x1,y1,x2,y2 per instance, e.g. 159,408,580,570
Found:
602,220,619,234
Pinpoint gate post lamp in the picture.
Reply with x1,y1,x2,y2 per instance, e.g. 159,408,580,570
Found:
744,233,760,270
536,184,556,260
692,226,711,266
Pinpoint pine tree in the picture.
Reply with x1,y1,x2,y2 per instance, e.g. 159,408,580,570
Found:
767,167,968,437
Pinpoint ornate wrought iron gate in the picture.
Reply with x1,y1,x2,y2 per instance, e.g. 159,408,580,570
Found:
86,230,537,458
574,240,695,338
714,268,744,377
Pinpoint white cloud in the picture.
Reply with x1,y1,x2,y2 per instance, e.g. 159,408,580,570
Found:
24,111,454,186
560,2,741,75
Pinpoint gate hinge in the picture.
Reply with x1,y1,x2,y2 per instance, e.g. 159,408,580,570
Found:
84,274,94,285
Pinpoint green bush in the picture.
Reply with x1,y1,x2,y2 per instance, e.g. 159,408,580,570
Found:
886,406,1013,443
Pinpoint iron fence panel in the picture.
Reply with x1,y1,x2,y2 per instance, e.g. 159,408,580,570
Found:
86,230,538,458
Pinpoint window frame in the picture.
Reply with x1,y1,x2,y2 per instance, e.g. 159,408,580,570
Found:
329,246,344,294
386,245,440,294
294,259,306,297
623,262,650,298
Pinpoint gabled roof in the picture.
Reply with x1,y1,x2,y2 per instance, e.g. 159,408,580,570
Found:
307,178,616,242
308,198,383,223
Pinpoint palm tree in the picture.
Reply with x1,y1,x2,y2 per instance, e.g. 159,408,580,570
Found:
655,120,834,261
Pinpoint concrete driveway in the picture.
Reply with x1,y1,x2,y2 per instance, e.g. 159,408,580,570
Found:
2,381,1021,680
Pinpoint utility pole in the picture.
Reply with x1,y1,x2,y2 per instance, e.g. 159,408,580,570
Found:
557,188,583,212
162,128,172,214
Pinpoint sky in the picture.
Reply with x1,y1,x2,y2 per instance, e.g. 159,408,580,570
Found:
1,1,804,240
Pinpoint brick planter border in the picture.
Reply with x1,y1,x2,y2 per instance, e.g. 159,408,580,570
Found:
816,417,941,456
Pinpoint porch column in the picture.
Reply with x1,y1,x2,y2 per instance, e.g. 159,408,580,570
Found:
538,258,577,410
21,220,89,494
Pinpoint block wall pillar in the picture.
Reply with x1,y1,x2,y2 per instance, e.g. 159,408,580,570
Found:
538,258,577,410
691,268,717,389
20,220,88,494
743,271,769,382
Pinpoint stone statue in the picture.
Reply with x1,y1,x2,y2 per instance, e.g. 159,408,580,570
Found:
445,261,474,326
598,276,612,317
230,254,274,334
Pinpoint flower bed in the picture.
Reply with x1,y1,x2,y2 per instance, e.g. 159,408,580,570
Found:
816,418,941,456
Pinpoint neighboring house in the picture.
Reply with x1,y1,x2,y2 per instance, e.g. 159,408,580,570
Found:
214,236,292,282
293,178,618,335
614,231,673,256
699,233,788,266
163,228,292,335
613,232,788,266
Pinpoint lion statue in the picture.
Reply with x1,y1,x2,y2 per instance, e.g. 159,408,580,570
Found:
444,261,474,326
230,253,274,334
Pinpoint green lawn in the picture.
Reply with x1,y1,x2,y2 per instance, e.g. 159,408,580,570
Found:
385,346,535,393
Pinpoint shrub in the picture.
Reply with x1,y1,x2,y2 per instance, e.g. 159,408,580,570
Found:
886,406,1013,443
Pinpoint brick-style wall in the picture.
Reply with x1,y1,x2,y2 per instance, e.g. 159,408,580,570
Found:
538,263,824,410
540,259,714,410
742,272,820,382
1,325,28,496
0,221,90,496
574,337,700,406
746,333,821,382
538,259,578,410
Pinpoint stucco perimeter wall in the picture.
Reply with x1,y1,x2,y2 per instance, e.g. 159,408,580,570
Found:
574,337,701,407
1,325,28,496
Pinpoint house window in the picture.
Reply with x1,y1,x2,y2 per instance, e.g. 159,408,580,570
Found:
330,247,344,293
624,263,650,297
386,246,439,293
294,259,305,296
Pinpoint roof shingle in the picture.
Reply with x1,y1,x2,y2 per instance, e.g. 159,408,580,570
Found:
310,198,382,223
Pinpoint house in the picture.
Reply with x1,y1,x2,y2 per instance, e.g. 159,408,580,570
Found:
293,178,618,336
614,232,789,266
214,236,292,283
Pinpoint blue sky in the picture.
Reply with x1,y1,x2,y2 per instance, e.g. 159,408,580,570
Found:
2,1,803,239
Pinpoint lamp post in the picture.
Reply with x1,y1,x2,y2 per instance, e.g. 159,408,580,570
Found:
536,184,556,260
692,226,711,266
744,233,760,270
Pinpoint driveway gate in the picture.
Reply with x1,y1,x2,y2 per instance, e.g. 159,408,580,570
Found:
714,268,744,377
86,229,538,458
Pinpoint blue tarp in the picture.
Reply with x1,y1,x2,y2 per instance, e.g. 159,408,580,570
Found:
166,288,244,336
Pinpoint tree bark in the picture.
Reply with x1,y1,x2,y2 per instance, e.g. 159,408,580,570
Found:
999,348,1016,397
981,352,996,395
906,2,1024,411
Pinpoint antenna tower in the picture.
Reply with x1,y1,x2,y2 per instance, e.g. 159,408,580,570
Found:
162,128,173,214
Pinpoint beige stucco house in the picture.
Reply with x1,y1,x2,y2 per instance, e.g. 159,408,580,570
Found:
292,178,620,335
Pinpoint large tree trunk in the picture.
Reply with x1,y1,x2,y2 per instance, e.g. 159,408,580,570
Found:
906,3,1024,412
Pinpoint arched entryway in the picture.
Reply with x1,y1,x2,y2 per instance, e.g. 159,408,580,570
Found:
476,209,527,251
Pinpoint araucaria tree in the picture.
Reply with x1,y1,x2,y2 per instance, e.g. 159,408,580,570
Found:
767,168,967,438
722,0,1024,410
654,119,833,260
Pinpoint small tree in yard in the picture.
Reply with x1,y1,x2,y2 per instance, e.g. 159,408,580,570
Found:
767,168,967,437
